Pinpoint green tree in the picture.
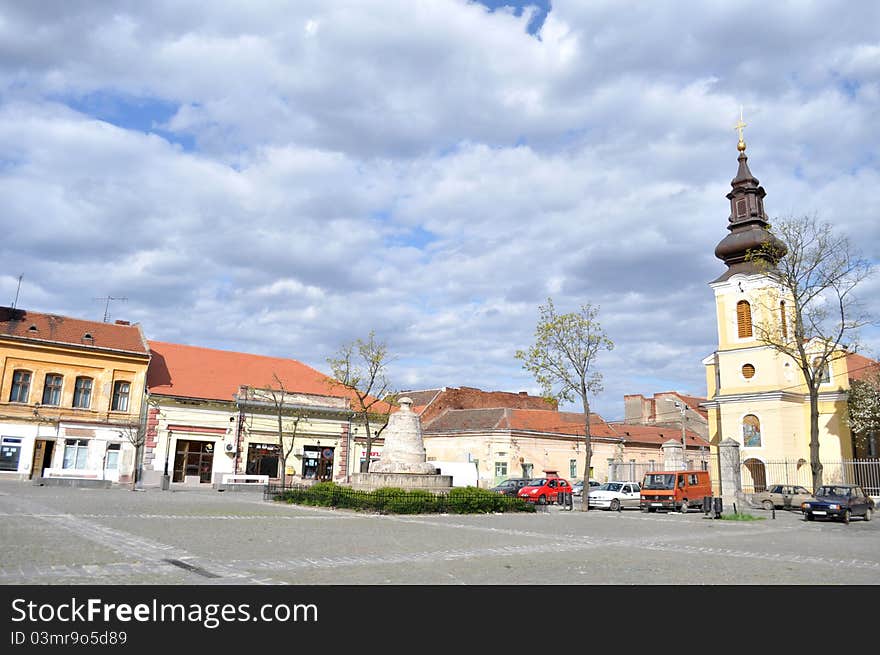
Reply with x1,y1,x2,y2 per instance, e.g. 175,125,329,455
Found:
748,215,873,490
327,331,395,473
515,298,614,511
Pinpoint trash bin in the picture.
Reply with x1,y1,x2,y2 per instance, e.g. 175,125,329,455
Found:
712,497,723,518
702,496,712,514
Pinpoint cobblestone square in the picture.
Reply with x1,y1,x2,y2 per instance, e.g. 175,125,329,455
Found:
1,480,878,585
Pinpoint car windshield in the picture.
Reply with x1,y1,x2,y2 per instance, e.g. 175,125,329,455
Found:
526,479,546,487
817,486,851,497
642,474,676,490
598,483,623,492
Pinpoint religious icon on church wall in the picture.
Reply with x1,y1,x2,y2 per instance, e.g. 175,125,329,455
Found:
743,414,761,447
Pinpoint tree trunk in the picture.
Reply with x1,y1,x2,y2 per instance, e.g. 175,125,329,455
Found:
581,400,592,512
808,387,823,492
362,415,373,473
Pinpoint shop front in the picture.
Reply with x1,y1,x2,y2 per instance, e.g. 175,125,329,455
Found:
303,446,335,481
246,442,280,479
172,439,215,483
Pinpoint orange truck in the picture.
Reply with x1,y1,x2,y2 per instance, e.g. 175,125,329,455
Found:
640,470,712,513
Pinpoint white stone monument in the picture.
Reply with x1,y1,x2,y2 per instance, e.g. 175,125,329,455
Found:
350,397,452,491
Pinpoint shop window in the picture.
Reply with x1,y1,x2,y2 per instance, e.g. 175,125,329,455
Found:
63,439,89,469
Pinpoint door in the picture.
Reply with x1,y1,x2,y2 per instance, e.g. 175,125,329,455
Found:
623,484,640,507
30,440,47,479
317,448,334,481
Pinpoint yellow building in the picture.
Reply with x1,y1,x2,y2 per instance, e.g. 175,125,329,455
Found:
0,307,150,484
703,141,853,490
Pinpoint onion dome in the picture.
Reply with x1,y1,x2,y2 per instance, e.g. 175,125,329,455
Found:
713,142,786,282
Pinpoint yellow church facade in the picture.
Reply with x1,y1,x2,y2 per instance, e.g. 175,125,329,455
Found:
702,136,853,490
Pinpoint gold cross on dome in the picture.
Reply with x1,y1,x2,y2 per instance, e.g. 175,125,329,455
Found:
734,105,747,151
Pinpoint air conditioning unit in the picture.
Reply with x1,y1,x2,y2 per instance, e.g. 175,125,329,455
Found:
224,443,236,454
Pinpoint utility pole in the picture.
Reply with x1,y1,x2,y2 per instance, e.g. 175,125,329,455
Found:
675,401,687,468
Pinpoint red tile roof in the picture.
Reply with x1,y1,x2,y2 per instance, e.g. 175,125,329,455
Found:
147,340,389,410
0,306,148,356
847,352,880,382
424,406,709,448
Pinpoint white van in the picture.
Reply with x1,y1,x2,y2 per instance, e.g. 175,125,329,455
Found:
427,461,479,487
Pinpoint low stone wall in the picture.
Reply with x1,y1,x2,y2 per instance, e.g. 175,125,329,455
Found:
33,477,113,489
349,472,453,492
213,482,268,493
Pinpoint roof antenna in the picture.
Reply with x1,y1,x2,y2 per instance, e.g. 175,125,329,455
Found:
94,296,128,323
11,274,23,310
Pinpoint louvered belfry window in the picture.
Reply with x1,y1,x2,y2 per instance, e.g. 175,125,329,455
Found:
736,300,753,338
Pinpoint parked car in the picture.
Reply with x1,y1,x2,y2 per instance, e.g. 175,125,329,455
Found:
491,478,530,497
587,481,642,511
752,484,813,511
571,479,600,497
517,477,573,505
801,484,875,523
640,470,713,513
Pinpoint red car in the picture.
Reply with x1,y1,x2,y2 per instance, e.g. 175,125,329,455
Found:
517,477,573,505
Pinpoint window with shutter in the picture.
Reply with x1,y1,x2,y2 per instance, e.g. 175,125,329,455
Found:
736,300,753,338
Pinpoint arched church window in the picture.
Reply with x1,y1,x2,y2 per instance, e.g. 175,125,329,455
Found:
812,357,831,384
736,301,753,338
743,414,761,447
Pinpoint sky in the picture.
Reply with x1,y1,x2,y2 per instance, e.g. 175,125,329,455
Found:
1,0,878,421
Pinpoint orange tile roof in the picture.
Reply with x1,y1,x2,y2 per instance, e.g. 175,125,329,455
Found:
147,340,389,410
0,306,148,355
847,352,880,382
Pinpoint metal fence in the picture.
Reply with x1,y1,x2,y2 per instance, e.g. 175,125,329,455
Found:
740,458,880,495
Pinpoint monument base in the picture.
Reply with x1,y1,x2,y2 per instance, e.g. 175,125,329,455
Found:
350,472,453,492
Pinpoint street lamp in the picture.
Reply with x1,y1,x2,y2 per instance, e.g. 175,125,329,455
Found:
667,399,688,469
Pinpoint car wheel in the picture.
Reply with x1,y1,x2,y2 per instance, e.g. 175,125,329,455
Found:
762,500,774,511
610,499,621,512
537,495,547,505
805,512,814,521
679,499,688,513
865,507,873,522
842,509,851,524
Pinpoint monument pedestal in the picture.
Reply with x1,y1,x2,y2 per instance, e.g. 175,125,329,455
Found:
350,471,453,492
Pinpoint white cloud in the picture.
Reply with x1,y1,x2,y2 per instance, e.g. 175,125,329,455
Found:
0,0,878,419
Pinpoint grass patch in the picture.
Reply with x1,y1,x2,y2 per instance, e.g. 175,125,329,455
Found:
718,512,765,521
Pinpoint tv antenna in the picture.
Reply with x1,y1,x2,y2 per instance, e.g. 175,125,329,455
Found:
94,296,128,323
11,274,23,309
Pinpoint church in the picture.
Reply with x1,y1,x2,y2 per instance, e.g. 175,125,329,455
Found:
702,126,858,492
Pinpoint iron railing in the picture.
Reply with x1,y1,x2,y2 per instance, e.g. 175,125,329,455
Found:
739,457,880,495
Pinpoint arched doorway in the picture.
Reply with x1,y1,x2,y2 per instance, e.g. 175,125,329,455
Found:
742,458,767,493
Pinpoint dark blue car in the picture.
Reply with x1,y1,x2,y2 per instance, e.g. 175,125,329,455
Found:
801,484,875,524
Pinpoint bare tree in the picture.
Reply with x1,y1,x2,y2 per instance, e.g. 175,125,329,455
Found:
327,331,395,473
115,420,146,491
237,375,304,488
515,298,614,511
748,215,873,490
